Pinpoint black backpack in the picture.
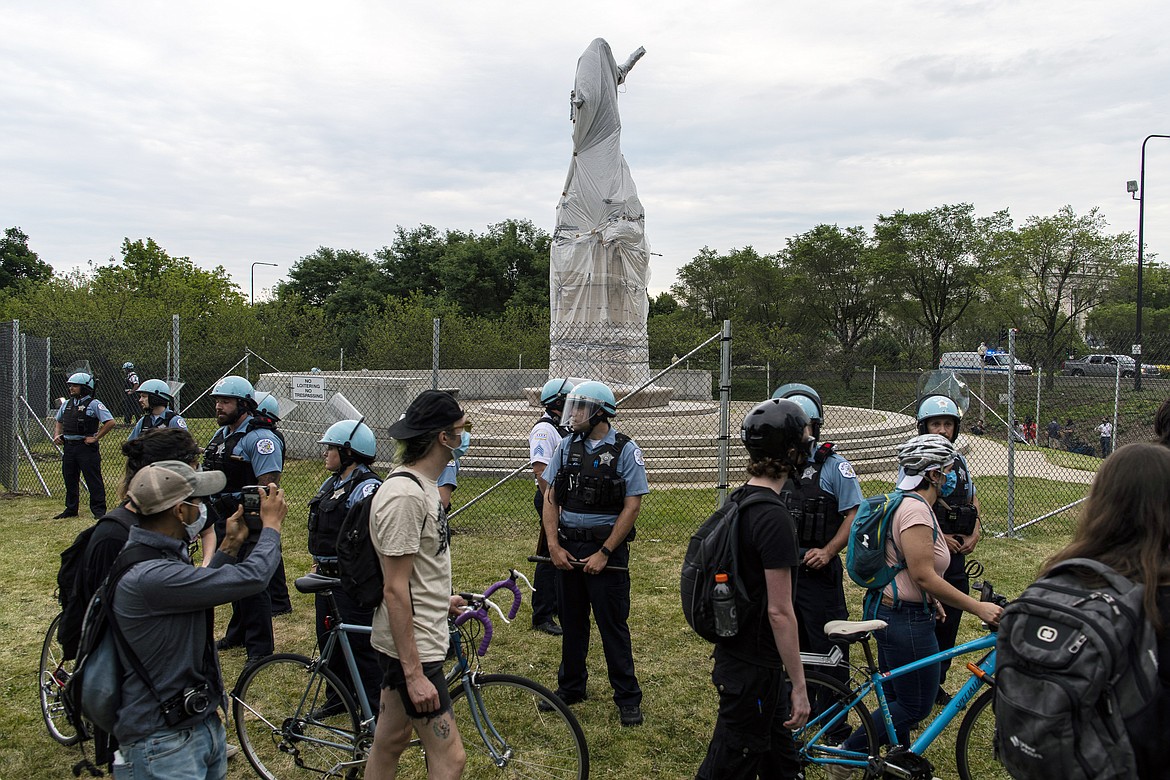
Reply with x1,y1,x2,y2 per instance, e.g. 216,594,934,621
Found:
680,488,784,642
337,471,423,609
995,558,1160,780
57,510,138,660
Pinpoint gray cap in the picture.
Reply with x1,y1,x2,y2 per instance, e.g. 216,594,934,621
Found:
128,460,226,515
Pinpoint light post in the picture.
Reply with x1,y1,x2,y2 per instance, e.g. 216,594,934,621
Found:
250,262,278,305
1128,134,1170,391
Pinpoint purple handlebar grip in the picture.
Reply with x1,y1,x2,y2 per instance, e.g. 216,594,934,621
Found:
483,578,523,621
452,608,494,656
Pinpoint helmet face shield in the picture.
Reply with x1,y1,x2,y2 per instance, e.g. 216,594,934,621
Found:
560,396,601,431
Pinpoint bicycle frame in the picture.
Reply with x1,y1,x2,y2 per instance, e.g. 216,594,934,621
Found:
803,632,997,771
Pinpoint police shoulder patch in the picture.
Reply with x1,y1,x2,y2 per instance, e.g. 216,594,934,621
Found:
360,482,378,499
632,446,645,467
255,437,276,455
176,418,188,429
838,460,857,480
93,401,109,413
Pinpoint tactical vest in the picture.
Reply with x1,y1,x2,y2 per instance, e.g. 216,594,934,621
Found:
141,410,178,433
532,413,571,439
553,432,630,515
308,466,380,558
933,455,978,536
66,397,100,437
203,418,285,493
785,443,841,549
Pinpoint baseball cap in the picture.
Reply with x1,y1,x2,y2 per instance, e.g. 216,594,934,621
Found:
128,460,227,515
387,390,464,439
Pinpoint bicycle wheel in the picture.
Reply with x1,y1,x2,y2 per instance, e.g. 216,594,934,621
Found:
450,673,588,779
39,612,80,746
793,670,878,779
233,653,363,780
956,688,1011,780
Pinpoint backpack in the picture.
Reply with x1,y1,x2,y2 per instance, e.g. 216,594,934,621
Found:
994,558,1160,780
57,510,138,660
337,471,423,610
845,490,933,618
680,488,784,642
65,544,166,737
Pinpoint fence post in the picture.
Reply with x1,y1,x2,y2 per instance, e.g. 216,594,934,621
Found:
1034,367,1041,444
8,320,19,491
172,315,181,410
1113,360,1121,452
871,365,877,410
432,318,441,390
340,348,344,371
1006,329,1017,536
45,336,51,424
717,319,732,508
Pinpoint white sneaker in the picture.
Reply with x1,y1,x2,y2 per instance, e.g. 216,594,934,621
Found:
225,743,240,760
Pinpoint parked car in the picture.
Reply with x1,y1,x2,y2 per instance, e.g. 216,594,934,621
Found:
939,351,1034,375
1060,354,1161,378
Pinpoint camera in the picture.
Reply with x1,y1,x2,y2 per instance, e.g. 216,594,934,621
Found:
160,683,211,726
241,485,263,532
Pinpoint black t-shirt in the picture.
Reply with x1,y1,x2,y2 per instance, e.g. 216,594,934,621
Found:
719,484,801,668
1132,585,1170,779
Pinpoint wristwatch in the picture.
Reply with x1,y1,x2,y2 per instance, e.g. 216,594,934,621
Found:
599,545,612,557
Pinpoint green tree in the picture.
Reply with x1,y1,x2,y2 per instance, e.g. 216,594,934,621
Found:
0,227,53,291
670,246,791,328
875,204,1011,367
1000,206,1134,385
782,224,893,386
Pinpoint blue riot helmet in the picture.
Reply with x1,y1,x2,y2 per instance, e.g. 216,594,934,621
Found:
916,394,962,442
253,391,281,421
772,383,824,440
67,372,95,393
211,375,255,406
122,362,135,371
137,378,173,407
561,380,617,431
539,378,575,412
319,419,378,465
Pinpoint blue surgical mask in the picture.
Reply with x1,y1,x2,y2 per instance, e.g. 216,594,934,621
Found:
941,469,958,497
449,430,471,461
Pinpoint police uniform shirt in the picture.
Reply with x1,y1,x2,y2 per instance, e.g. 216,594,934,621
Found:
811,451,863,514
543,427,649,529
127,411,188,441
314,469,381,513
893,453,977,501
529,418,565,481
210,416,284,476
55,395,114,440
438,461,458,491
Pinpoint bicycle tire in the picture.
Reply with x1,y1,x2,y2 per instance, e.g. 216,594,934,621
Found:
955,688,1011,780
450,673,588,779
39,612,81,746
233,653,363,780
793,670,879,779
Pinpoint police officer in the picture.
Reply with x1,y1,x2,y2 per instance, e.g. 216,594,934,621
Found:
201,376,284,661
528,378,574,636
308,420,383,714
52,372,115,519
121,361,140,425
915,394,982,704
541,380,647,727
772,383,862,696
127,379,188,441
250,391,293,616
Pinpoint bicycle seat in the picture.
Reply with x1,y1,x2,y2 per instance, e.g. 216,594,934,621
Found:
295,573,342,594
824,619,887,643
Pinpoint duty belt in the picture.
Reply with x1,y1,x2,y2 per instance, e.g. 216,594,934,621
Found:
557,525,613,542
314,556,340,577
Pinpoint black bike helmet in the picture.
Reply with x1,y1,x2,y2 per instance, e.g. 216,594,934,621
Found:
741,398,810,462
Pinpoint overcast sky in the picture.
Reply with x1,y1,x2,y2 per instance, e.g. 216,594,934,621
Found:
4,0,1169,299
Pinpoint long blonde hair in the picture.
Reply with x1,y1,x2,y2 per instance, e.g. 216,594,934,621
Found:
1044,442,1170,631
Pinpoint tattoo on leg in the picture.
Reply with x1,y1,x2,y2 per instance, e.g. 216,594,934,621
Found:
432,715,451,740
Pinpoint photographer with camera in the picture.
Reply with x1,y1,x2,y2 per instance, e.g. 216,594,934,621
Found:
109,461,287,779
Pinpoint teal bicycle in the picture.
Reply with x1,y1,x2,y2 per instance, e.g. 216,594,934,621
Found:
795,578,1009,780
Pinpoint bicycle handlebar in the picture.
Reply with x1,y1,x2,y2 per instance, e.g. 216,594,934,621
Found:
453,570,532,657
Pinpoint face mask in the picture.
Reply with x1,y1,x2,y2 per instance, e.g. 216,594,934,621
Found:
807,439,819,459
448,430,471,461
182,501,206,543
941,469,957,497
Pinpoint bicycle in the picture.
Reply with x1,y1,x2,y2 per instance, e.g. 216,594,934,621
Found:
231,569,588,779
794,577,1010,780
39,611,81,746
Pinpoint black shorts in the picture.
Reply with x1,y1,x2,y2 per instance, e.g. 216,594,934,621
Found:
377,653,452,721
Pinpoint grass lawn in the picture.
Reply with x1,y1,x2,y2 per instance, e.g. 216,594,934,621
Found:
5,477,1076,779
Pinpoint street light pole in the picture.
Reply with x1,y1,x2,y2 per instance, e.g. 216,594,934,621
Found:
1131,134,1170,391
250,262,279,305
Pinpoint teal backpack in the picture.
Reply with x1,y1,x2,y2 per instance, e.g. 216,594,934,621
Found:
845,490,933,617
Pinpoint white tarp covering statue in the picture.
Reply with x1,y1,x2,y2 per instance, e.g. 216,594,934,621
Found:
549,38,650,386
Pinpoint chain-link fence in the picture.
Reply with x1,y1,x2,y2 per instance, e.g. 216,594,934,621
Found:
4,315,1163,540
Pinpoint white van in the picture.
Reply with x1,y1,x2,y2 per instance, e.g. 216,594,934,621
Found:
939,351,1033,375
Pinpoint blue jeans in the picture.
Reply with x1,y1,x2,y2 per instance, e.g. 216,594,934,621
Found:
113,715,226,780
844,601,939,749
